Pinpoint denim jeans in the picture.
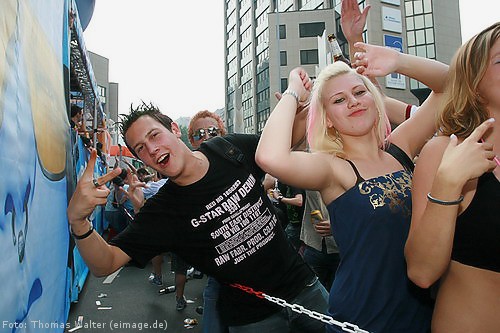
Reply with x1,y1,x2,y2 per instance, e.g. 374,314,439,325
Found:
228,277,329,333
203,276,228,333
285,223,302,251
303,245,340,291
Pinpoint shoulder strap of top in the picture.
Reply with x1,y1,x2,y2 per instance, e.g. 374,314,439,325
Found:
385,143,414,174
345,159,364,184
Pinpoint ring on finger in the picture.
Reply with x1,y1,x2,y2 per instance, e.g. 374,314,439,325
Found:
92,178,100,188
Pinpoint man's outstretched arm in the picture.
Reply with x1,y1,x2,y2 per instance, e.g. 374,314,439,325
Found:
67,150,131,276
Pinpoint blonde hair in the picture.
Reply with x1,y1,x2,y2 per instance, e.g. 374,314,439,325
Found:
307,62,388,157
439,22,500,138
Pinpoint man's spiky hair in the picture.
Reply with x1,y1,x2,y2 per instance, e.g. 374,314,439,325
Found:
119,101,173,157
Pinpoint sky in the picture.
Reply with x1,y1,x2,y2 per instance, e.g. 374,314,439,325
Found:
82,0,499,121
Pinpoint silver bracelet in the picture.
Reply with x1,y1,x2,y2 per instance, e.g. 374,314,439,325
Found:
282,90,299,103
427,192,464,206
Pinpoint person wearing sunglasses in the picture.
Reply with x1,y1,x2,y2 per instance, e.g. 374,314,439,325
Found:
188,110,226,148
188,110,229,333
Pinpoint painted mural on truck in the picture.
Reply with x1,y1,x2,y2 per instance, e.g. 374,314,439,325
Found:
0,0,101,331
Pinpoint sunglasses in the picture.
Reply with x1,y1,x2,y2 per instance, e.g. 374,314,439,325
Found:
192,126,220,141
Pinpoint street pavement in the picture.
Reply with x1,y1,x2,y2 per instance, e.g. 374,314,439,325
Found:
65,256,206,333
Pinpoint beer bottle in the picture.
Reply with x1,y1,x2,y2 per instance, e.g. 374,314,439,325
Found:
327,33,351,66
310,210,324,224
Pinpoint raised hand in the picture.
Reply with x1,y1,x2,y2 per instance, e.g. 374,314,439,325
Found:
352,42,400,77
341,0,371,42
123,160,138,175
67,149,122,225
287,67,313,102
438,119,497,187
124,169,147,212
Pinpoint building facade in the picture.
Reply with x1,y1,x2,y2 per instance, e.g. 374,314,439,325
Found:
88,51,120,144
223,0,462,134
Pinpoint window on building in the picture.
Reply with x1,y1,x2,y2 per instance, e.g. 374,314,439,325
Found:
281,78,288,93
241,8,251,28
242,80,253,96
227,11,236,28
228,42,237,59
405,1,413,15
228,74,237,90
406,0,435,89
227,27,235,41
256,12,267,29
257,49,269,68
257,107,270,133
257,88,269,103
98,85,106,104
257,68,269,85
405,0,435,56
279,24,286,39
241,44,251,60
413,0,423,14
406,17,414,30
300,49,319,65
241,62,252,79
423,0,432,12
280,51,287,66
241,27,252,45
299,22,325,38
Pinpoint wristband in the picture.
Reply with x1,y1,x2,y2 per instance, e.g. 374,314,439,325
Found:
405,104,419,119
427,193,464,206
277,195,284,203
71,222,94,240
282,90,299,103
405,104,412,120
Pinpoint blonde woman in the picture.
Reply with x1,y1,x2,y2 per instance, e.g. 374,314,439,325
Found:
256,43,448,332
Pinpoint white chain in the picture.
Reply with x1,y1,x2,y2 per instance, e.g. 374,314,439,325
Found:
262,293,370,333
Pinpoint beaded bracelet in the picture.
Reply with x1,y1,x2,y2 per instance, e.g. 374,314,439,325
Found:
427,193,464,206
282,90,299,103
71,222,94,240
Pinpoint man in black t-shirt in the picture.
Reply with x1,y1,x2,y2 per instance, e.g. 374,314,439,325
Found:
67,103,328,331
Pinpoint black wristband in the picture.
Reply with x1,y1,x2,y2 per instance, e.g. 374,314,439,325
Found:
71,223,94,240
278,195,284,203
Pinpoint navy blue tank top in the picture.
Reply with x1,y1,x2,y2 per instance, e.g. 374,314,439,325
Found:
326,144,432,333
452,172,500,272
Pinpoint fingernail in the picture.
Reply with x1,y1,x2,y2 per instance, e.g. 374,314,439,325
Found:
487,118,495,122
450,134,457,139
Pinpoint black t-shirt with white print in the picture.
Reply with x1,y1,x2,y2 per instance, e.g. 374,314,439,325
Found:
110,134,314,325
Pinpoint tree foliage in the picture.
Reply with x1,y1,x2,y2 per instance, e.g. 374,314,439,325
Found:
179,125,192,150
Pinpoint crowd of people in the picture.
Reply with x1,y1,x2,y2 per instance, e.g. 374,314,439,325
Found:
67,1,499,332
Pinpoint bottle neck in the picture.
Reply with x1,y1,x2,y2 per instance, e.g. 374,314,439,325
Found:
328,38,343,57
328,38,350,65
